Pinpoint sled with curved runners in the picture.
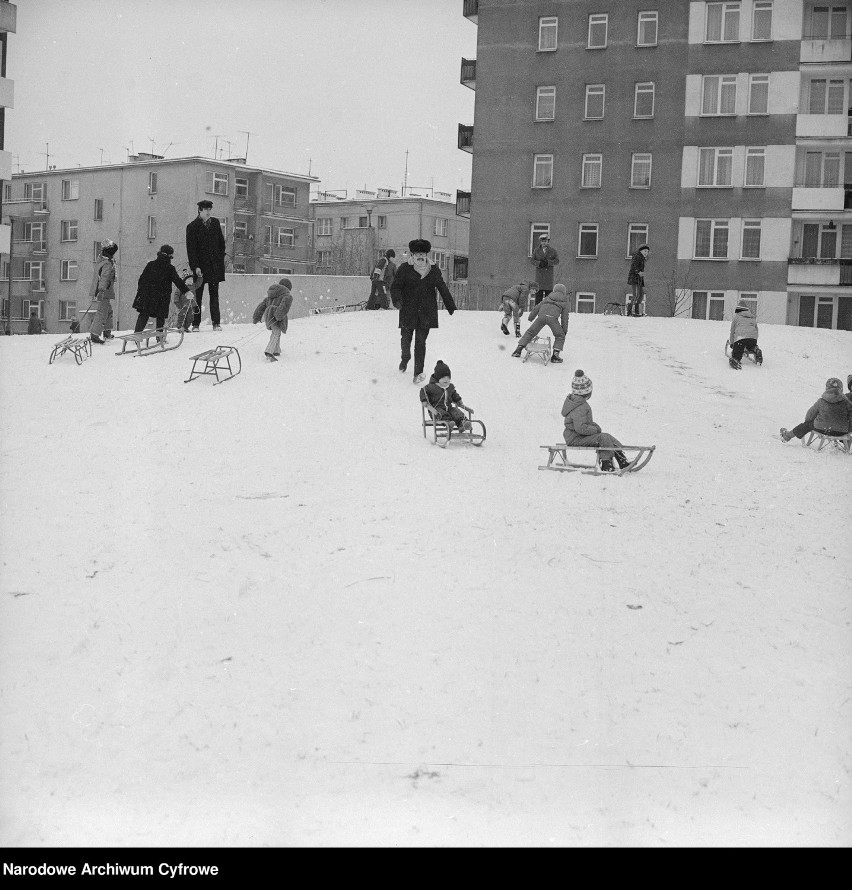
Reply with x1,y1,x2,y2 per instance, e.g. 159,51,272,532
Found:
115,327,185,357
184,345,242,385
603,302,626,316
802,430,851,454
539,443,656,475
725,339,762,368
420,389,486,448
522,335,551,364
49,335,92,365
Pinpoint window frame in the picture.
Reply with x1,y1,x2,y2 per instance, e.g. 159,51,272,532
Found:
752,1,773,40
748,73,770,115
276,226,295,248
233,219,249,239
538,16,558,52
147,216,157,240
575,292,597,313
578,223,599,258
61,179,80,201
94,198,103,221
530,223,551,256
808,78,846,114
741,219,762,259
532,154,554,189
627,223,649,258
630,153,653,189
698,147,734,187
705,1,741,43
692,290,727,320
634,82,655,118
584,83,606,120
587,13,608,49
637,10,659,46
59,259,79,281
377,215,387,229
316,249,333,267
701,74,738,116
235,177,249,198
744,147,766,187
59,300,77,321
316,217,332,237
535,85,556,121
209,171,229,196
694,219,730,259
434,217,448,237
60,219,78,242
276,185,297,206
581,153,603,189
148,171,158,195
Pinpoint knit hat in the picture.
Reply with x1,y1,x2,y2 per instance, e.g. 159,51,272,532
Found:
279,277,292,289
158,244,174,258
409,238,431,254
101,239,118,257
572,369,592,396
825,377,843,395
552,283,567,295
637,244,649,252
433,359,451,380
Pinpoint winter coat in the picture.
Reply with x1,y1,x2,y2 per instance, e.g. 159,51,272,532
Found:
384,258,397,288
530,243,560,290
561,394,602,445
391,260,456,330
133,255,189,319
186,216,226,283
804,390,852,435
730,310,759,344
252,284,293,332
27,315,41,334
89,256,116,300
500,283,527,308
528,287,570,330
421,375,463,417
627,250,646,285
69,319,80,334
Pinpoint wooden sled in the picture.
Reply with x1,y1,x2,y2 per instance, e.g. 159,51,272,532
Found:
539,443,656,475
115,327,185,357
48,335,92,365
184,345,241,385
725,339,762,366
522,335,551,364
420,389,486,448
803,431,851,454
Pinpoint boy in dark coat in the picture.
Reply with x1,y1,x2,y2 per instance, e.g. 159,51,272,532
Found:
391,238,457,384
132,245,191,333
781,377,852,442
253,278,293,362
27,311,42,334
420,360,472,432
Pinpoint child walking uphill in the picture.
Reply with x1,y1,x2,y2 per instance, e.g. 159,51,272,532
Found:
512,282,570,363
729,302,763,369
253,277,294,362
780,377,852,442
562,370,630,472
420,360,473,432
499,281,533,337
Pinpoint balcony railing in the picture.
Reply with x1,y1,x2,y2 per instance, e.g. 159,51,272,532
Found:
458,123,473,153
3,198,49,216
463,0,478,24
460,57,476,90
10,240,47,255
233,196,255,212
456,190,471,218
789,256,852,284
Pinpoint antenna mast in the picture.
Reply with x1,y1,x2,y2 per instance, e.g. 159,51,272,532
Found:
239,130,255,162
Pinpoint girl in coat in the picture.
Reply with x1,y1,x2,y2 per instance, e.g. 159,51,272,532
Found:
729,303,762,369
132,245,191,334
562,370,631,472
512,282,570,363
420,359,473,432
780,377,852,442
89,240,118,344
253,278,293,362
390,238,456,385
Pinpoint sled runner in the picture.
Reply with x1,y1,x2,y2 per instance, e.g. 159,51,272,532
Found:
420,389,486,448
538,443,656,475
115,327,185,357
522,335,551,364
802,430,852,454
725,339,762,366
184,345,241,385
310,300,367,315
48,335,92,365
603,302,626,316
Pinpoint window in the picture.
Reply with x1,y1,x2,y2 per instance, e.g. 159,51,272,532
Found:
434,218,448,237
59,300,76,321
1,261,8,280
316,218,332,236
94,198,103,221
277,227,294,248
752,1,772,39
801,222,839,258
316,250,332,266
276,186,296,206
695,219,730,258
698,147,733,186
738,293,758,315
530,223,550,255
702,75,737,114
24,261,44,288
585,84,605,119
60,220,78,242
741,220,762,258
705,2,740,42
207,171,229,195
748,74,769,114
808,79,845,114
745,147,766,186
536,86,556,121
60,260,78,281
533,154,554,188
588,13,608,48
454,256,469,280
148,171,158,195
264,225,273,246
692,291,726,320
576,292,596,313
637,10,658,45
23,221,46,246
339,218,348,230
234,220,248,239
810,5,848,39
634,82,655,118
578,223,599,257
2,183,9,201
631,153,652,188
358,216,368,228
628,223,649,257
798,294,837,328
581,154,603,188
22,299,46,319
538,16,558,51
804,150,841,186
377,215,387,229
147,216,157,240
235,177,249,198
61,179,79,200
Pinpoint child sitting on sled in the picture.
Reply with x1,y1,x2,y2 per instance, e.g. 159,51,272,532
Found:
253,277,293,362
499,281,533,337
421,360,473,432
562,369,630,472
780,377,852,442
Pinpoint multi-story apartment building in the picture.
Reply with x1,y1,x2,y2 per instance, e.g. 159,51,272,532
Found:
0,1,16,280
311,190,469,282
459,0,852,330
1,155,317,332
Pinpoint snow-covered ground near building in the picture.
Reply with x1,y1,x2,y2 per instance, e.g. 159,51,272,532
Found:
0,310,849,848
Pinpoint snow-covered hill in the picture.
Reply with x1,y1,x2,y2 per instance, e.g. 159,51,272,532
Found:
1,311,849,847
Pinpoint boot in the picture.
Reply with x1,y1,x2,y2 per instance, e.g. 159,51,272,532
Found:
614,451,631,470
511,346,523,358
399,359,408,372
780,427,792,442
753,346,763,365
90,333,104,344
599,458,615,472
550,349,563,363
500,321,510,336
514,324,521,338
729,357,741,370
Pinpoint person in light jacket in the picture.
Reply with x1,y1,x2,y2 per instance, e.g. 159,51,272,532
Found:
253,278,293,361
562,369,631,472
530,233,560,305
512,282,570,363
89,240,118,344
728,303,762,369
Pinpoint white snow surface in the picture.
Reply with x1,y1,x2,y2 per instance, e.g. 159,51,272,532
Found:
0,311,849,848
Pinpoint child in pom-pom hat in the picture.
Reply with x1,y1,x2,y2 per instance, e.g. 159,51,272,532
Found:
561,369,630,472
780,377,852,442
420,360,473,432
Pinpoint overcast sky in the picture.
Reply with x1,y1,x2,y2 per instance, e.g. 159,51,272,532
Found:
9,0,477,195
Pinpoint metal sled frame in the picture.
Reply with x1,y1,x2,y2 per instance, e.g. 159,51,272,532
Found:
539,444,656,475
603,302,626,316
802,431,852,454
184,345,242,385
49,335,92,365
115,326,185,357
310,300,367,315
725,339,761,366
420,390,486,448
522,335,551,364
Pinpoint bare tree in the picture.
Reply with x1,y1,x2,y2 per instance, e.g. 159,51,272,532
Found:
659,265,694,318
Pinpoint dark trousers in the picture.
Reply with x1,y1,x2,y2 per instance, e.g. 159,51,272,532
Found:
534,288,551,306
731,338,758,361
134,314,165,332
628,282,644,315
788,421,847,440
436,406,466,429
192,280,221,327
400,327,430,375
368,281,389,309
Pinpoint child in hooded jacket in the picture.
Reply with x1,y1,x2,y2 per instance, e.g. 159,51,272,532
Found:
562,369,630,472
780,377,852,442
729,303,763,368
420,360,472,432
253,277,294,361
499,281,533,337
512,282,570,363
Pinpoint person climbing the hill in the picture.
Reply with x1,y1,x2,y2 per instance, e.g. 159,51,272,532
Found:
512,282,570,363
561,369,631,472
729,302,762,369
499,280,532,337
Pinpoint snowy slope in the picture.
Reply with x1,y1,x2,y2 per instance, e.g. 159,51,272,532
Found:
0,311,849,847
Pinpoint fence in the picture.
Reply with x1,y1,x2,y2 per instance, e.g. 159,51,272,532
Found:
448,282,508,312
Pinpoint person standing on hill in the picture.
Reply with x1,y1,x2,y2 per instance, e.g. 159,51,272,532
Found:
89,239,118,344
627,244,649,317
499,280,533,337
132,244,192,334
530,233,559,305
186,199,226,332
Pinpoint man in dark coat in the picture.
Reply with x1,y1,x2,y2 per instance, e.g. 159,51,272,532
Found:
390,238,456,384
627,244,650,317
530,233,560,305
132,244,191,333
186,199,226,331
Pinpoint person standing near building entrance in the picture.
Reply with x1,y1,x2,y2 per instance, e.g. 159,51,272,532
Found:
89,239,118,344
627,244,650,317
186,199,226,331
530,233,559,305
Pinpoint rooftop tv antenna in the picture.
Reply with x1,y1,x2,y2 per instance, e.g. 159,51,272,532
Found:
239,130,255,163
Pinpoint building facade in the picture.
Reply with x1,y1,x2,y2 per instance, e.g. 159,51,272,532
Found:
1,155,317,333
460,0,852,330
0,1,16,281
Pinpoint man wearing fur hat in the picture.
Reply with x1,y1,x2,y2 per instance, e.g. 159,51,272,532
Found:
186,199,226,332
390,238,456,384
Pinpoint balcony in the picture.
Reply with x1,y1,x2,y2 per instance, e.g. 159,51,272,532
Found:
0,2,17,33
260,243,297,259
460,58,476,90
792,186,848,211
260,202,306,219
8,278,46,297
10,239,47,256
456,190,471,218
462,0,477,24
788,257,852,286
800,37,852,63
458,123,474,153
796,114,849,138
3,198,49,217
233,195,255,213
